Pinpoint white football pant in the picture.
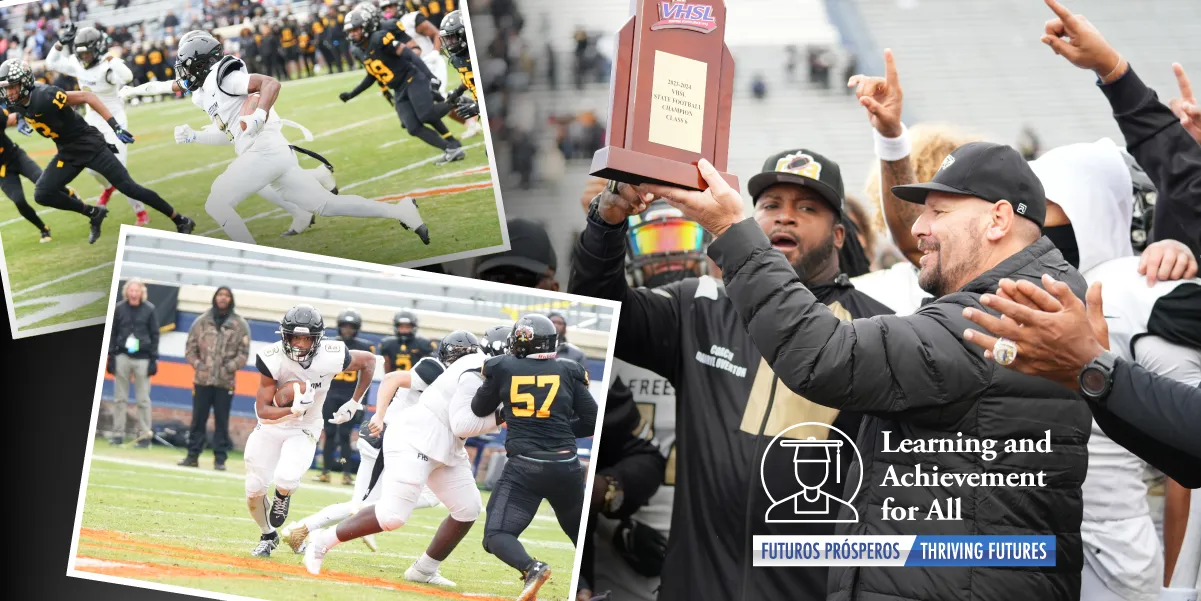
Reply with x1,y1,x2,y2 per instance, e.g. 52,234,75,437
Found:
425,53,449,96
374,437,480,532
244,423,319,497
205,131,425,244
84,110,145,214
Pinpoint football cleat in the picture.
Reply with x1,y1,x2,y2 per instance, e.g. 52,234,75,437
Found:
251,532,279,557
39,229,52,243
415,224,430,245
517,561,551,601
342,473,353,486
135,210,150,226
362,534,378,552
269,492,291,528
405,564,456,587
285,523,309,554
176,215,196,235
435,147,466,165
280,229,302,237
303,529,329,574
88,206,108,244
316,471,331,483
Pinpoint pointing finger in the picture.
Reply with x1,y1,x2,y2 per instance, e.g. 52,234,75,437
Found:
1173,63,1196,103
1044,0,1077,26
883,48,899,88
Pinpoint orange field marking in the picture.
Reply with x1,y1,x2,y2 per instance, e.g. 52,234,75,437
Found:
77,556,273,581
78,528,512,600
374,181,494,203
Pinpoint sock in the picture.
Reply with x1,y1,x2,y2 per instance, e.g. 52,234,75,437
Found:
411,126,450,150
315,526,343,550
127,198,145,213
247,495,274,535
414,552,441,574
487,533,534,573
303,501,356,531
275,489,289,502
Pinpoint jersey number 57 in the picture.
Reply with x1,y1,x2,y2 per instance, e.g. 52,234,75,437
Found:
509,375,560,418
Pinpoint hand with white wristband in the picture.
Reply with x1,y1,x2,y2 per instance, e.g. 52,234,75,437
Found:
848,49,907,157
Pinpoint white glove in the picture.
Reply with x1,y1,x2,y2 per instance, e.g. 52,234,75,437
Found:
118,86,135,100
329,399,364,425
174,124,197,144
238,108,267,136
290,381,317,417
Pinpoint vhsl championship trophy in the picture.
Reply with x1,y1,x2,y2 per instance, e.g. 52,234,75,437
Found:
590,0,738,192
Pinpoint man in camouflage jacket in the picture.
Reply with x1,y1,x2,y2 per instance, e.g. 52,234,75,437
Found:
180,286,251,470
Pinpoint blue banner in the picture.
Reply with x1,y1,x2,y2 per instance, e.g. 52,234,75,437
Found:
905,535,1056,567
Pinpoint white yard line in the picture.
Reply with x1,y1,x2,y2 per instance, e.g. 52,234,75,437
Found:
379,138,409,149
0,208,53,228
428,166,491,181
312,114,395,139
10,261,114,297
342,142,485,192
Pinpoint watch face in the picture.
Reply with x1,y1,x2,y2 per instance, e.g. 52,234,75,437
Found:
1082,368,1107,395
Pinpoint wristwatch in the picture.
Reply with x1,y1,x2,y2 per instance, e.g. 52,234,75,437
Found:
602,475,624,514
1078,350,1119,403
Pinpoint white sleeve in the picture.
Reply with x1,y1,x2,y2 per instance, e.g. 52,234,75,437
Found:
107,58,134,86
219,69,251,96
194,125,233,146
448,372,499,438
45,45,78,76
1134,336,1201,387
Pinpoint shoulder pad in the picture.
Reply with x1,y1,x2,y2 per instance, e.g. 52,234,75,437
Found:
559,358,588,382
256,343,283,379
482,355,506,375
214,55,246,89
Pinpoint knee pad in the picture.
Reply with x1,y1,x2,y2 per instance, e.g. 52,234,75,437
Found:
273,469,303,493
374,500,408,532
449,493,482,523
245,473,269,498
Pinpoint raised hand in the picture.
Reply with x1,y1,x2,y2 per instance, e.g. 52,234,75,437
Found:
848,49,903,138
1040,0,1124,82
1169,63,1201,143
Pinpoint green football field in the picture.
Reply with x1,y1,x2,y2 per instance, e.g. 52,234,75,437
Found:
75,444,577,601
1,69,502,334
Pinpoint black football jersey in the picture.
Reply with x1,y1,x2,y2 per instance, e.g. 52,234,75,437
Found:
448,52,476,100
328,336,376,403
472,355,598,457
0,107,18,160
361,27,417,90
9,84,105,149
379,334,435,372
407,0,455,27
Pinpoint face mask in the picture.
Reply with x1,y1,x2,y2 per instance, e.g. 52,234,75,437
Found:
644,269,693,289
1044,224,1080,269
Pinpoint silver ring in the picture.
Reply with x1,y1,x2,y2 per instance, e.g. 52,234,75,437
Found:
993,337,1018,366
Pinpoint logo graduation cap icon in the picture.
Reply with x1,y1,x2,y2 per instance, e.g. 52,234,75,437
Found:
762,422,862,524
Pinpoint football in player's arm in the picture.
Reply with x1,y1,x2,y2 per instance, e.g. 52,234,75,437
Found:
255,348,376,422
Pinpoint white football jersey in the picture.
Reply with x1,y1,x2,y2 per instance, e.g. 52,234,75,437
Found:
44,45,131,122
190,56,282,155
391,351,488,465
400,12,437,58
255,339,349,429
383,356,445,426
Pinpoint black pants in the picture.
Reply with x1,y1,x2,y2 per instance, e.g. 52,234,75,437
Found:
319,43,340,73
1,147,48,232
37,143,176,217
187,385,233,462
321,396,361,472
395,72,461,151
483,454,585,571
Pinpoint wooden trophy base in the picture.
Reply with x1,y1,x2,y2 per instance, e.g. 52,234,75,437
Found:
591,146,739,192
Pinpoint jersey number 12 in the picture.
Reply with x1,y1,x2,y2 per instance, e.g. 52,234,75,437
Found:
509,375,560,418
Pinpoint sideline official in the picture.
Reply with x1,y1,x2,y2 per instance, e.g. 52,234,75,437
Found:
644,143,1092,600
571,150,892,601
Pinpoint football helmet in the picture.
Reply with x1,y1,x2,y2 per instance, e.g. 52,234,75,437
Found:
439,10,468,57
481,325,512,356
336,308,362,338
174,31,223,92
74,27,108,68
508,314,557,359
278,305,325,367
1121,149,1157,252
345,6,380,46
0,60,36,105
625,198,709,287
438,330,480,365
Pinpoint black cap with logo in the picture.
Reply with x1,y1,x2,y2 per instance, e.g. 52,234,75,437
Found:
747,148,844,215
891,141,1046,227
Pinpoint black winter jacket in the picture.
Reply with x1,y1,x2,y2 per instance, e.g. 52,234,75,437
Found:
109,299,159,360
709,219,1092,601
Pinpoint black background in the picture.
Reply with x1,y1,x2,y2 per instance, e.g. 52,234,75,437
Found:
4,295,199,599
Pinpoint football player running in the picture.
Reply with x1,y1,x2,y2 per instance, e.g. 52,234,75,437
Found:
340,5,466,164
0,60,195,244
281,328,448,558
304,330,500,586
471,314,598,601
246,304,377,558
47,23,149,225
437,10,481,137
0,105,88,243
119,31,429,246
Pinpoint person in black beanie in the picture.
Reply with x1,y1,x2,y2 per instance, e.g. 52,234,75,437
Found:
181,286,250,470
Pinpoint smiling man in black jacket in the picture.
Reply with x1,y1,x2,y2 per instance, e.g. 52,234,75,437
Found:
642,141,1091,601
571,150,893,601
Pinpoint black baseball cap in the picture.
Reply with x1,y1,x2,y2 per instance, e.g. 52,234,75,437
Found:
891,141,1046,227
747,148,844,215
477,218,558,276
